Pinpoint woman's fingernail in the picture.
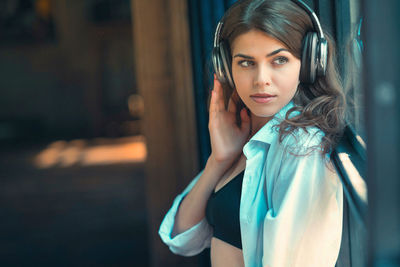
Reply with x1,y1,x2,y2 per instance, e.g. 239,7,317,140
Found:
214,73,217,80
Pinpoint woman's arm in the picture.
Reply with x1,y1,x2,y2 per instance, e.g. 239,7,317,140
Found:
172,154,230,236
159,154,238,256
159,77,251,255
173,77,251,235
158,169,213,256
161,148,244,256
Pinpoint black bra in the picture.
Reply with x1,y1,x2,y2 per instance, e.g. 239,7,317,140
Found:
205,171,244,250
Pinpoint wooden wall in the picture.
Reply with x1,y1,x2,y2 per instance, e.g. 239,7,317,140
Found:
130,1,201,266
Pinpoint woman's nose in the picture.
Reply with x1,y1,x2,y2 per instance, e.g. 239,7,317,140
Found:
254,65,272,88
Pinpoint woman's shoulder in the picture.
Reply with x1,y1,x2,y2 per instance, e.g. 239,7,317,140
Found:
280,126,325,155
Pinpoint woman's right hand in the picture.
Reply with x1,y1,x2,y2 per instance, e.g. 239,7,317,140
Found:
171,77,251,236
208,76,251,167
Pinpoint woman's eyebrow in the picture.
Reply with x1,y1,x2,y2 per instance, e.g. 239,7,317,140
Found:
233,53,254,59
266,48,289,57
233,48,289,59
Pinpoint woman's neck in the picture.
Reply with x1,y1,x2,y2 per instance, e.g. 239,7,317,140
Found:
250,113,273,136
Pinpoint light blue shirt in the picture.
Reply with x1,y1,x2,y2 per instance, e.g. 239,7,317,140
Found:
159,102,343,267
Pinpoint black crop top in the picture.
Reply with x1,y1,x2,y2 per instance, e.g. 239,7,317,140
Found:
205,171,244,250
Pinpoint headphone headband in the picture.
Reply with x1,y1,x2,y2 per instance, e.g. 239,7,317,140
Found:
214,22,223,47
295,0,325,39
213,0,326,46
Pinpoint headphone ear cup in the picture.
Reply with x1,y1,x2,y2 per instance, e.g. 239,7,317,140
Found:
300,32,318,84
219,41,235,88
212,46,225,83
317,38,328,76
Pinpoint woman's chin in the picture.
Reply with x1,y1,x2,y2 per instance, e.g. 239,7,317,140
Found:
248,108,276,119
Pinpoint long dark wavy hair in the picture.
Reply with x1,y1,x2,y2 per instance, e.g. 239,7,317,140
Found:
217,0,346,155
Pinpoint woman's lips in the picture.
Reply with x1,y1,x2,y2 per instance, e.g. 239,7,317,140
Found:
250,94,276,103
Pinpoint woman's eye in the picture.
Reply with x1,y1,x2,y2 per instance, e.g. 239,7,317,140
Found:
238,60,254,67
273,56,288,65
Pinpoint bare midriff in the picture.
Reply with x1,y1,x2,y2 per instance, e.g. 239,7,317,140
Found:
210,236,245,267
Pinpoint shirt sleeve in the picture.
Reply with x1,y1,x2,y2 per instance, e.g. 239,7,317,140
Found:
158,170,213,256
262,138,343,267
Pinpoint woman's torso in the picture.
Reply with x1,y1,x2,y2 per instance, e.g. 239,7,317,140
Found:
208,154,247,267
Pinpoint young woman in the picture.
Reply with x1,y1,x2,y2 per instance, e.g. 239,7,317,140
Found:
159,0,345,266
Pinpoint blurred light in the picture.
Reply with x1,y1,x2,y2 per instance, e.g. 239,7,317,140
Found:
355,134,366,151
35,0,51,19
59,139,86,167
34,136,146,168
338,152,368,204
34,140,68,168
376,82,396,106
81,139,146,166
128,94,144,118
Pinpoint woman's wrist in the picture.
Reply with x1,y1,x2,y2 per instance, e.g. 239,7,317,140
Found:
205,153,224,172
204,153,236,181
207,153,230,169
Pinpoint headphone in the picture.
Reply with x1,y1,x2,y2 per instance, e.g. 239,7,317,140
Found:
212,0,328,87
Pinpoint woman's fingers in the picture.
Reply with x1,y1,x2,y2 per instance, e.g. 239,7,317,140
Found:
227,96,237,114
214,77,226,111
210,81,219,113
210,89,217,113
210,77,225,114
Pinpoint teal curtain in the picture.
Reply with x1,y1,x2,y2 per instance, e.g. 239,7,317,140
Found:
188,0,237,167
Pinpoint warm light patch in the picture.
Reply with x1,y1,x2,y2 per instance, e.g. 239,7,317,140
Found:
34,136,147,168
338,152,368,203
355,134,366,150
35,0,51,19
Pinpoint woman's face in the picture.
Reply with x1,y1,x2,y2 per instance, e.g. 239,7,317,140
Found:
231,29,301,121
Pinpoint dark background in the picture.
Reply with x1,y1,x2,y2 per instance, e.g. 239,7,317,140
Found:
0,0,148,266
